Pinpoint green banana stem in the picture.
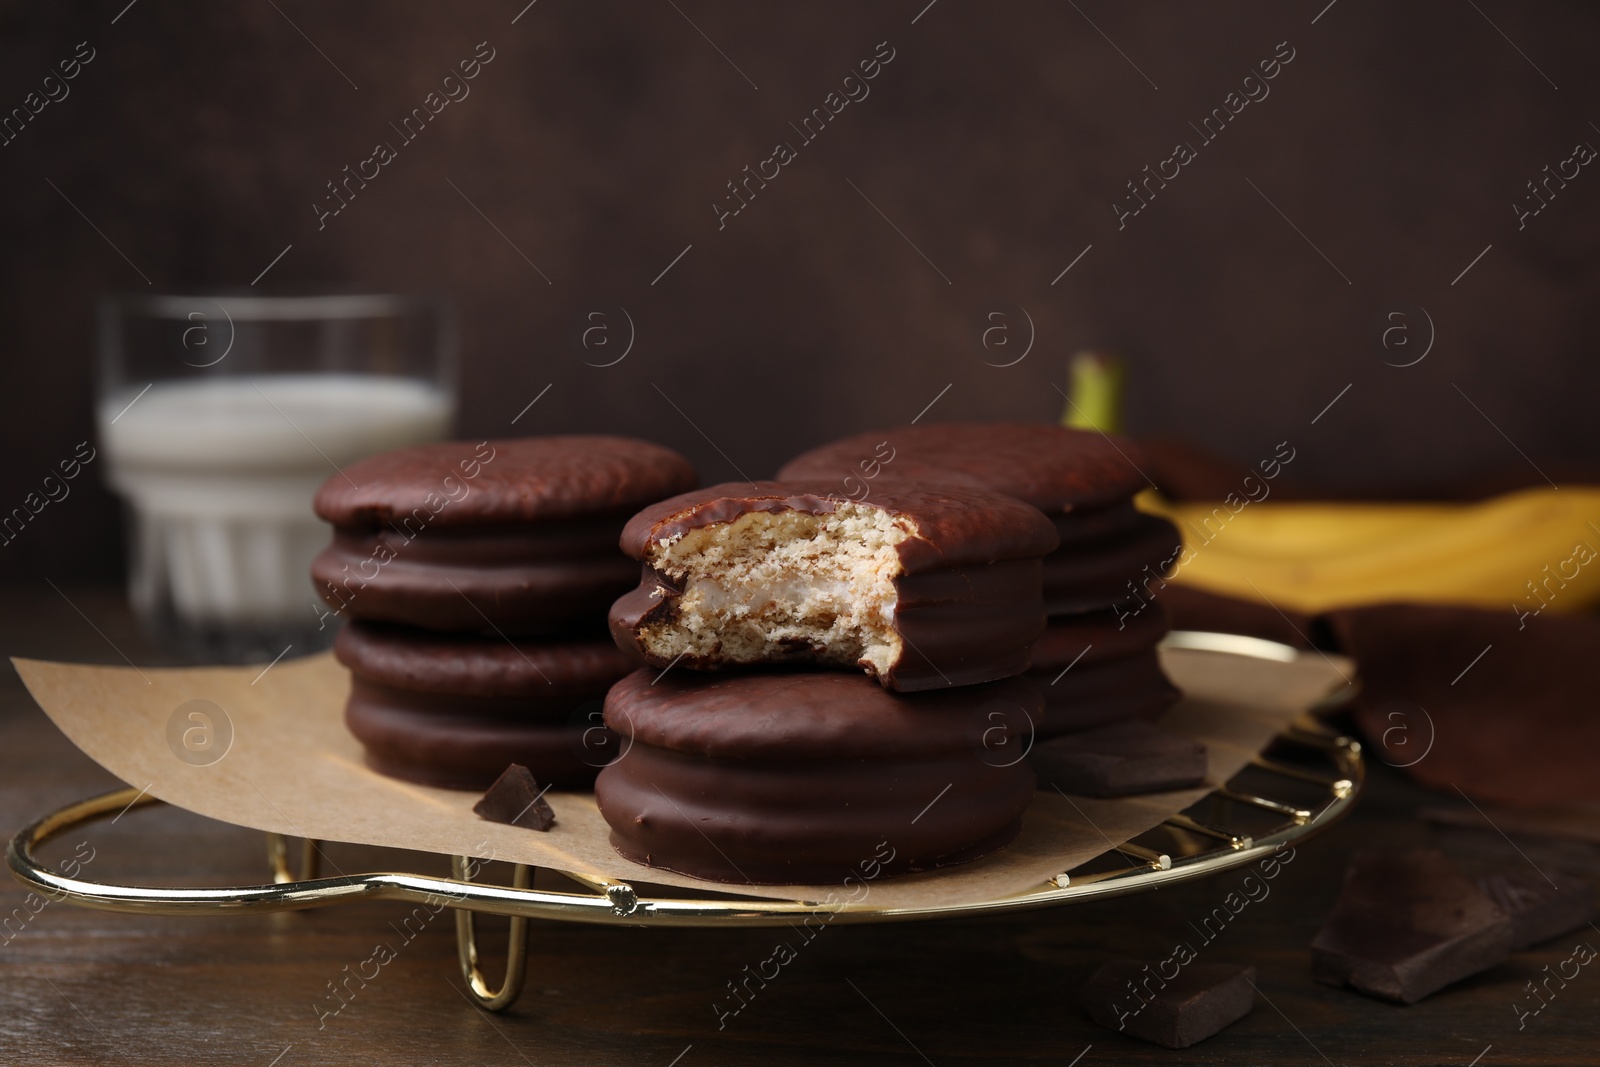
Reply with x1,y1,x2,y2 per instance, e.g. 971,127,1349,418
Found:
1061,350,1124,433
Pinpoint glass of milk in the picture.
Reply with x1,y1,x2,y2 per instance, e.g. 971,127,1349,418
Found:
96,293,456,663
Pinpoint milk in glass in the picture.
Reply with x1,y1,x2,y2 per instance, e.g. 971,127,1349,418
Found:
99,374,451,659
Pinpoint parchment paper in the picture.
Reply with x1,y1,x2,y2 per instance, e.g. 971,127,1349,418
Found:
11,647,1350,908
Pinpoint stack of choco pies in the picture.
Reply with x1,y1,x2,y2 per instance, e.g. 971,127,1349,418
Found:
779,423,1184,742
310,436,697,790
595,481,1058,884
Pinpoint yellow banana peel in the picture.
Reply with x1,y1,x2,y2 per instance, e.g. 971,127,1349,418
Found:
1139,486,1600,617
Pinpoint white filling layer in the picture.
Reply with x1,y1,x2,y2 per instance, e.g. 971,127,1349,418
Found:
640,505,912,675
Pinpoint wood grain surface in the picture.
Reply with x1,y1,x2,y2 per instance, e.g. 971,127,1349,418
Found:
3,589,1595,1066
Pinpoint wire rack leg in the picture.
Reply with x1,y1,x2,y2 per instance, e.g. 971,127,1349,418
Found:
452,855,531,1012
266,833,320,884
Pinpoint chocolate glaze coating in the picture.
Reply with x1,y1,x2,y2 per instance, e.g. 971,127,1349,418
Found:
1048,499,1149,549
344,676,614,791
619,481,1059,570
605,670,1043,759
1031,720,1207,797
1028,649,1180,738
778,427,1178,615
314,435,697,529
1042,510,1182,615
314,530,639,635
777,423,1150,513
335,623,628,790
1030,603,1170,672
335,620,631,698
312,436,695,633
1028,604,1176,738
611,481,1056,691
595,670,1040,883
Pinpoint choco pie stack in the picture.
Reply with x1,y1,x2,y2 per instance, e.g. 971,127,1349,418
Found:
779,423,1184,741
595,481,1058,883
311,436,697,790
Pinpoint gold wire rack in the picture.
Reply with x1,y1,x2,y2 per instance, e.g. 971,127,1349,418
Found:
6,633,1362,1011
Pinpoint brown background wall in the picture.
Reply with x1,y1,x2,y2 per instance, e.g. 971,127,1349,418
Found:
1,0,1595,584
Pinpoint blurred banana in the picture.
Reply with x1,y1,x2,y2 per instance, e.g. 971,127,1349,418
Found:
1140,486,1600,616
1060,351,1123,433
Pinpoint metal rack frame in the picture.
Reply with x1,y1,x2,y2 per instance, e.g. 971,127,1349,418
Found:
6,633,1362,1011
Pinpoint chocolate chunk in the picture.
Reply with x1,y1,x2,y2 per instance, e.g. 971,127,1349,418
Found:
1477,870,1595,950
609,481,1057,691
1081,960,1256,1049
1031,720,1207,797
472,764,555,830
1311,848,1513,1003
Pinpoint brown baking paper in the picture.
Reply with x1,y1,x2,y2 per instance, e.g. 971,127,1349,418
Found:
11,648,1350,908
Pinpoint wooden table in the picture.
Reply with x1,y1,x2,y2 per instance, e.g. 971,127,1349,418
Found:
2,589,1595,1065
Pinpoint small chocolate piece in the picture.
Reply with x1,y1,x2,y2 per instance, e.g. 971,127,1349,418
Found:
595,670,1041,883
609,481,1057,691
1081,960,1256,1049
1311,848,1514,1003
1031,720,1206,796
1477,870,1595,950
473,764,556,830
